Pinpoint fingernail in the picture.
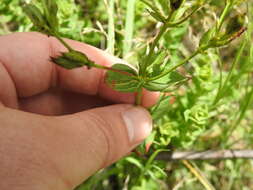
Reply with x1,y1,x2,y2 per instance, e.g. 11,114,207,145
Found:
122,107,152,145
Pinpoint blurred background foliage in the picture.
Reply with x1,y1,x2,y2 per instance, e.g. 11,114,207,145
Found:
1,0,253,189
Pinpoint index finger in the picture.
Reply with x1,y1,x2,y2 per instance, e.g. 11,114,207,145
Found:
0,32,158,107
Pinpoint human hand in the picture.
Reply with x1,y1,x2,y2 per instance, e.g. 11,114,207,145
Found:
0,32,158,190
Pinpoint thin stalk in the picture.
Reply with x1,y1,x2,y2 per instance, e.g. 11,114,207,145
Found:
123,0,136,58
212,49,223,106
107,0,115,55
224,78,253,144
213,40,246,105
149,49,201,81
135,88,143,106
217,2,232,32
54,34,74,52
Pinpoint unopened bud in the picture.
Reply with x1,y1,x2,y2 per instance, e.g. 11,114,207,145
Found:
226,14,245,35
51,51,94,70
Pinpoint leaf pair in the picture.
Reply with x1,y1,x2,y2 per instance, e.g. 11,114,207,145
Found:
106,63,187,93
144,71,187,92
141,0,184,23
140,0,167,23
106,64,141,92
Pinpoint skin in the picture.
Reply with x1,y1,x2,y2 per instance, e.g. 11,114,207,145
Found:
0,32,159,190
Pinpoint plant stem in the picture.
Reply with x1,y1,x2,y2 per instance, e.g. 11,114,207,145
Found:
135,88,143,106
213,40,246,105
149,49,201,81
217,2,232,32
224,84,253,145
54,34,74,52
212,49,223,106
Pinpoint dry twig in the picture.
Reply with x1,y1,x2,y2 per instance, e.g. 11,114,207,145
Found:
156,150,253,160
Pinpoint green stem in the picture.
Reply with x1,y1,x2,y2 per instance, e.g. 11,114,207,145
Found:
149,49,201,81
212,49,224,106
217,2,232,32
141,5,202,76
213,40,246,105
224,85,253,145
135,88,143,106
54,34,74,52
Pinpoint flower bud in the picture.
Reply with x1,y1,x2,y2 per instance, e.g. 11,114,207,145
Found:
226,14,245,35
51,51,94,69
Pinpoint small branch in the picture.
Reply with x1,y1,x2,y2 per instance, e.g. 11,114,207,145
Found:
156,150,253,160
149,49,201,81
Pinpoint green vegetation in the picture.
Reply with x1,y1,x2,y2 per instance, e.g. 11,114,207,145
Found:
1,0,253,189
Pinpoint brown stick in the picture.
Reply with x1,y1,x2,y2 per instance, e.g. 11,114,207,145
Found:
156,150,253,160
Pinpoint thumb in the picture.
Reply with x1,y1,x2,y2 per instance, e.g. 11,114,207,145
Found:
52,104,152,189
0,105,152,190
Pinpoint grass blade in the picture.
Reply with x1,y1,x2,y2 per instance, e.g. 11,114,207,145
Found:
123,0,136,58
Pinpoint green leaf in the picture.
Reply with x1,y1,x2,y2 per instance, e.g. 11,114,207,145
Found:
144,71,186,91
159,0,170,14
106,64,140,93
144,81,171,91
169,70,185,82
151,165,167,177
148,10,166,23
51,51,93,69
145,149,169,170
148,50,168,76
144,131,157,153
140,0,161,14
23,4,49,33
125,157,144,170
41,0,59,32
199,27,216,48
